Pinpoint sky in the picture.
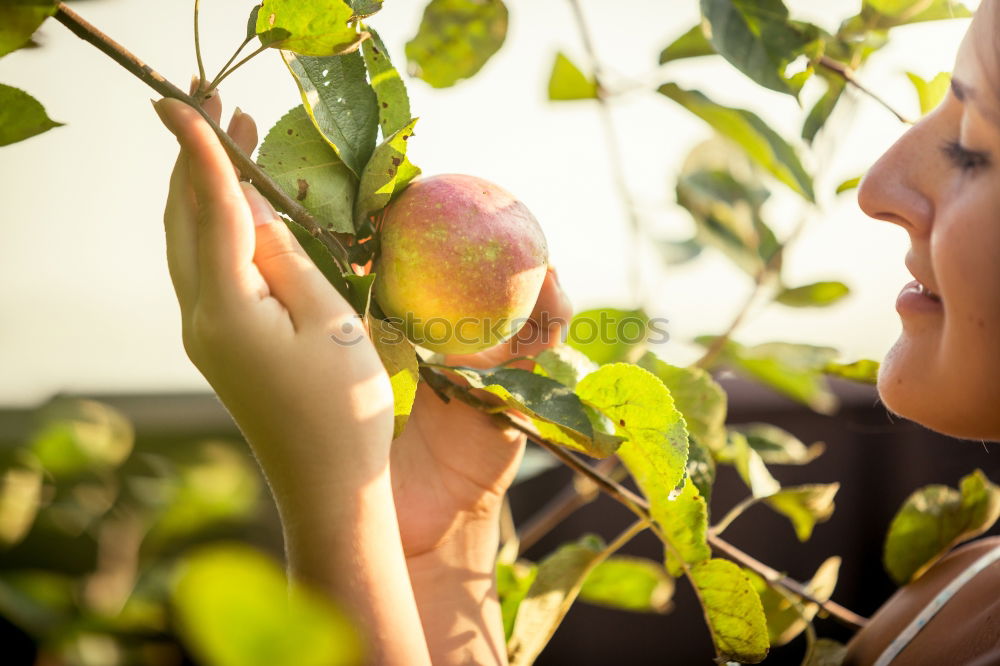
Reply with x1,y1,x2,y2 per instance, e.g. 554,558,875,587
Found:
0,0,976,407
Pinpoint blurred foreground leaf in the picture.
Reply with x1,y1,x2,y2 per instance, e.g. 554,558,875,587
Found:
0,1,56,57
579,555,674,613
746,556,840,646
567,308,650,365
406,0,508,88
547,52,597,101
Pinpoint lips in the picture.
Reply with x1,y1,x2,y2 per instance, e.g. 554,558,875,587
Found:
915,281,941,302
904,253,942,303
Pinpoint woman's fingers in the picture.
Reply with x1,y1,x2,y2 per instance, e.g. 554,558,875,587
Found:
226,108,259,177
240,183,355,328
154,97,256,308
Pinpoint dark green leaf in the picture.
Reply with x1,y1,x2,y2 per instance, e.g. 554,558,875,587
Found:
676,168,780,278
765,483,839,541
745,556,840,646
690,558,769,663
686,435,717,506
368,316,418,438
257,105,358,234
361,27,411,138
659,83,815,201
700,0,819,96
0,84,63,147
775,281,850,307
246,5,262,41
282,51,379,177
547,52,597,101
406,0,508,88
497,560,537,640
354,119,417,228
508,535,605,666
728,422,825,465
884,469,1000,585
659,23,715,64
344,273,376,313
256,0,363,56
172,544,362,666
802,75,846,144
696,337,839,414
579,556,674,613
907,71,950,115
567,308,650,365
284,217,354,302
347,0,383,18
0,0,56,57
824,358,879,384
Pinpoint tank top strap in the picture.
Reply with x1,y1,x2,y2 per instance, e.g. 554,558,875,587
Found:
874,542,1000,666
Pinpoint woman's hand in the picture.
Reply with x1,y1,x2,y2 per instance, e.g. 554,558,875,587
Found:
391,270,572,665
154,88,429,666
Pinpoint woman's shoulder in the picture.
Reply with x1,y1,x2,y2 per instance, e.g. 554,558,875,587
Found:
844,534,1000,665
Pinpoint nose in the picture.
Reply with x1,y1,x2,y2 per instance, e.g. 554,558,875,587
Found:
856,122,935,236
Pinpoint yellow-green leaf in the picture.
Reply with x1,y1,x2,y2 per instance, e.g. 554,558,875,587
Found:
775,281,851,308
907,71,950,115
354,118,418,228
745,556,841,646
368,317,419,438
0,1,56,57
0,84,63,147
579,556,674,613
690,558,769,663
256,0,363,56
406,0,508,88
547,52,597,101
764,483,839,541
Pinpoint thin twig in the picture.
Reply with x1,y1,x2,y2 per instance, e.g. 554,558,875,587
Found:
52,3,353,270
819,56,913,125
709,494,762,537
205,43,271,94
566,0,645,307
205,35,255,97
420,365,868,631
193,0,206,89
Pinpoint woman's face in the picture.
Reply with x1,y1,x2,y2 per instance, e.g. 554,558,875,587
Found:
858,0,1000,441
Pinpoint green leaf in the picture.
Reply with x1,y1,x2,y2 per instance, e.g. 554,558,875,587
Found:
661,477,712,576
775,281,850,307
577,363,690,501
547,52,597,101
144,442,260,551
803,638,848,666
728,422,825,465
257,105,358,234
282,51,379,177
344,273,376,313
765,483,839,541
367,316,419,438
405,0,508,88
659,83,815,201
256,0,363,56
579,556,674,613
835,175,862,194
354,118,418,228
0,1,56,57
172,544,362,666
690,558,769,663
675,168,780,278
907,71,950,115
533,346,598,390
0,84,63,147
284,218,354,303
884,469,1000,585
567,308,650,365
863,0,971,27
824,358,879,384
347,0,383,18
30,399,133,477
802,75,846,143
0,458,42,547
445,366,621,459
746,556,841,646
497,560,537,641
657,236,704,265
723,430,781,498
696,337,839,414
637,352,727,455
659,23,716,64
686,434,718,506
361,28,412,138
699,0,819,96
507,535,604,666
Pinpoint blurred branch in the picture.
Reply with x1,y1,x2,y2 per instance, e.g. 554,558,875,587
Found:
52,3,353,271
819,55,914,125
193,0,207,87
419,365,868,632
566,0,645,307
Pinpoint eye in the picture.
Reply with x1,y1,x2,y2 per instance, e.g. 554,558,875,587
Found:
941,139,992,173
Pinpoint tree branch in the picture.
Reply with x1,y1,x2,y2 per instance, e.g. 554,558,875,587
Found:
420,365,868,632
52,3,353,270
819,55,914,125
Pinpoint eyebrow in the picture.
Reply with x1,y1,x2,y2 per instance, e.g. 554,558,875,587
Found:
951,77,1000,128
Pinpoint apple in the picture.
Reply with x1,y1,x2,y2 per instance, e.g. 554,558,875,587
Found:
373,174,549,355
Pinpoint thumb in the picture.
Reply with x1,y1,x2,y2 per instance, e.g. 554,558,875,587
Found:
241,183,354,326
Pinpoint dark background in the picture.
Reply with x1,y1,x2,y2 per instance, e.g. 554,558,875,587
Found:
1,374,997,665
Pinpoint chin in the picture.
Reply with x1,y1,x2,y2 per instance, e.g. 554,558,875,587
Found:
877,336,1000,442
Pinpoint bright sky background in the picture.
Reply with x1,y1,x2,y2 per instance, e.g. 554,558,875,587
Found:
0,0,976,407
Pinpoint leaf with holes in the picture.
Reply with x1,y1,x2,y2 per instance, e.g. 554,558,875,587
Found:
361,27,411,138
354,119,418,229
256,0,364,56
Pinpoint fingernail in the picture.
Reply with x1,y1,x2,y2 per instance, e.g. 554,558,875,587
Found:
240,182,277,226
234,106,243,118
